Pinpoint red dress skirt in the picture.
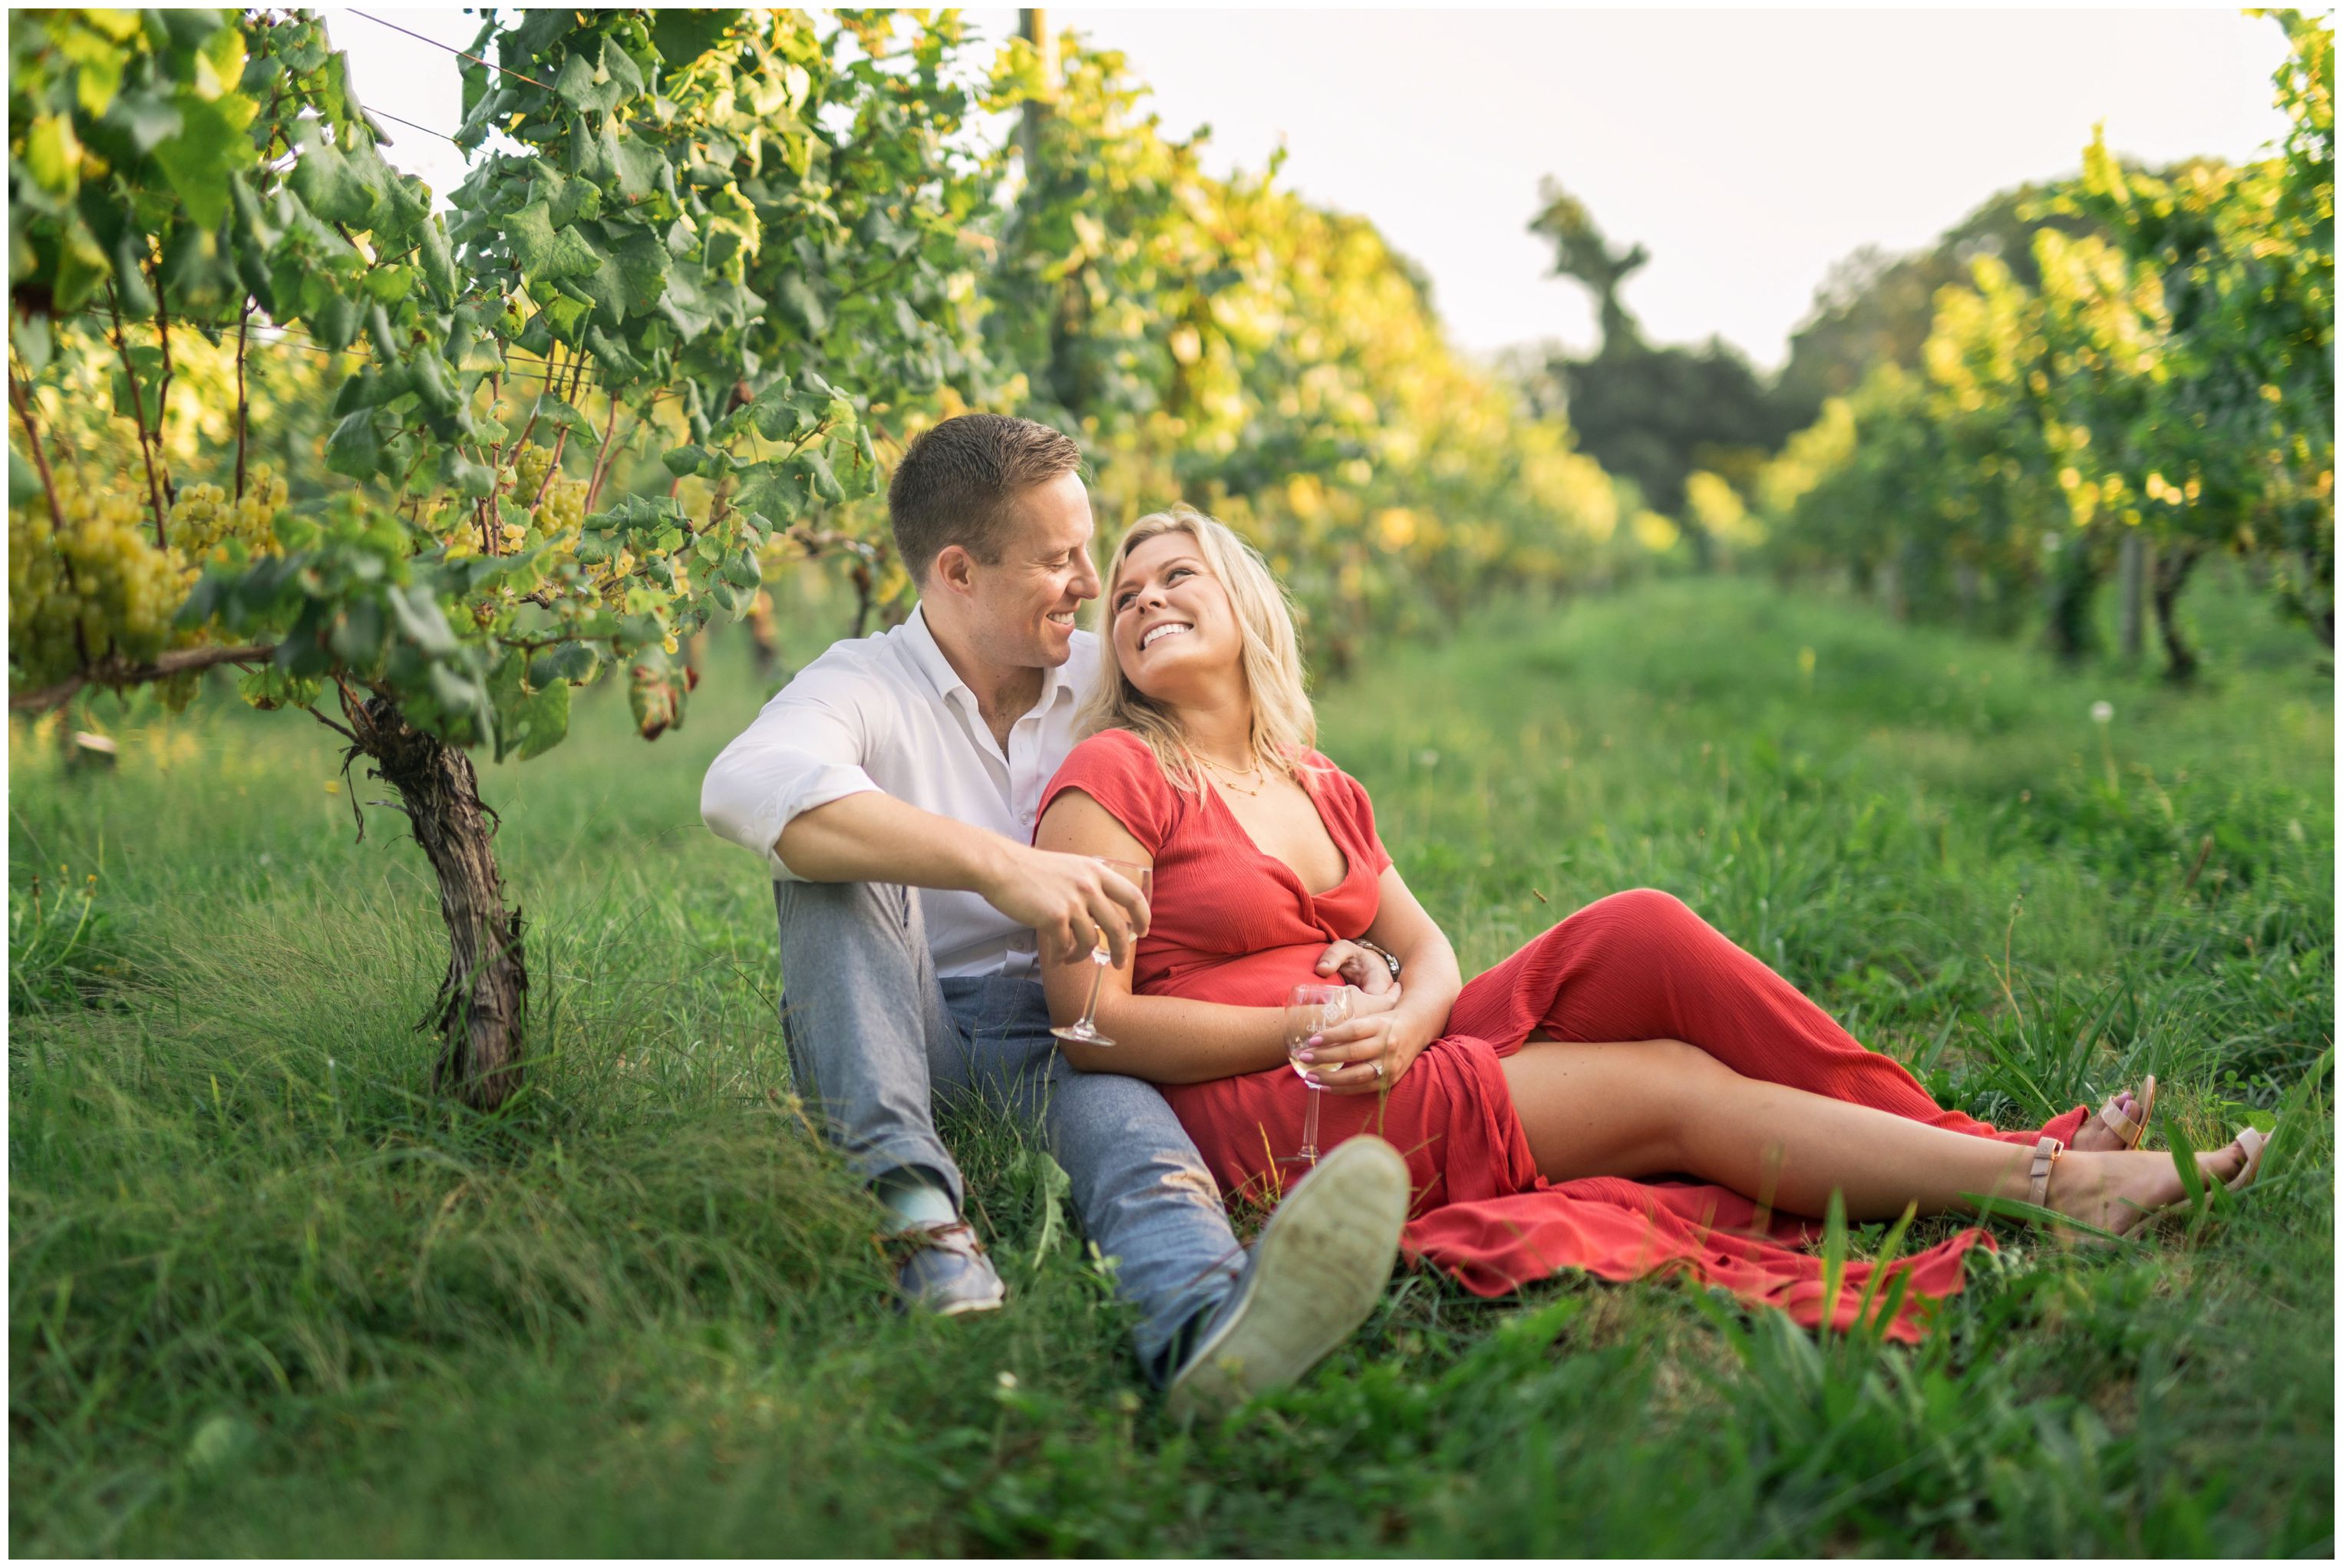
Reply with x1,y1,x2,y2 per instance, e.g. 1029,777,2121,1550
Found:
1038,730,2088,1342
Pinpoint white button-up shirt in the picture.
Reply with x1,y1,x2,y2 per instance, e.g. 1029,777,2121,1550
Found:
700,602,1097,979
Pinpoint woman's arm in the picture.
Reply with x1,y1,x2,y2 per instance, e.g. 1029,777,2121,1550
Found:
1300,864,1464,1094
1033,788,1299,1084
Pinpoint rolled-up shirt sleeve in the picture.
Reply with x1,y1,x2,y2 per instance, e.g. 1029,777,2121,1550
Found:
700,671,886,881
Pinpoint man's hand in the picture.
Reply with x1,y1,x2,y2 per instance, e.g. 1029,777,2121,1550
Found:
1314,939,1395,995
978,843,1150,968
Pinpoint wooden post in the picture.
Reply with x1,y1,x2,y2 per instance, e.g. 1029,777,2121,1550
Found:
2118,529,2147,663
1018,9,1056,171
1955,562,1982,625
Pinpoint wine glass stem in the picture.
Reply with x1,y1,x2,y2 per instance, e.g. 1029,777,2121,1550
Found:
1077,951,1108,1030
1302,1084,1322,1165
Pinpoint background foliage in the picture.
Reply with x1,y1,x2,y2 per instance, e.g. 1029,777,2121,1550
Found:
1741,11,2331,672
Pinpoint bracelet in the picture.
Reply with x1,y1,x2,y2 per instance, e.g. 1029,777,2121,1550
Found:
1354,938,1401,982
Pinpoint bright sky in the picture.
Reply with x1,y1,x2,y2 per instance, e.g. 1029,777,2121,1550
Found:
318,8,2298,372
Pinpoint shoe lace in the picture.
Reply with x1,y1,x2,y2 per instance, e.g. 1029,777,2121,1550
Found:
905,1219,988,1257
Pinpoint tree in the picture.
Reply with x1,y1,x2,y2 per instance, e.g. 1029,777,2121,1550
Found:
2065,9,2334,659
1749,10,2332,672
1520,179,1796,553
1772,180,2100,433
9,8,984,1105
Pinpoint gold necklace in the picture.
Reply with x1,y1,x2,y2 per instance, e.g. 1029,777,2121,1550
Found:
1200,749,1269,797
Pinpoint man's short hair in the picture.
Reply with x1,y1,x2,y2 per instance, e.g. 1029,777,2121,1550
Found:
887,414,1084,585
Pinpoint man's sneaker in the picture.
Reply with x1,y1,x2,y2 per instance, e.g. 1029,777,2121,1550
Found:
1166,1135,1411,1417
896,1220,1008,1316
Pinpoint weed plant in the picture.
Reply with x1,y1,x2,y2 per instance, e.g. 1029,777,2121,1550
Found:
9,566,2331,1554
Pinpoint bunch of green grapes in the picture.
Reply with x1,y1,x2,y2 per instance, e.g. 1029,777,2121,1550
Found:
513,441,556,507
10,473,191,689
167,470,288,563
509,441,586,550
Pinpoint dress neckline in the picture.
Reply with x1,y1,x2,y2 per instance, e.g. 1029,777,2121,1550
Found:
1203,764,1355,902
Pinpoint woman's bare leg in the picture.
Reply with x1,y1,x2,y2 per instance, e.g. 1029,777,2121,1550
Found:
1500,1038,2249,1236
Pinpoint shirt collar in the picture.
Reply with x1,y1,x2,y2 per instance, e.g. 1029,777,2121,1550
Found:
903,601,1082,713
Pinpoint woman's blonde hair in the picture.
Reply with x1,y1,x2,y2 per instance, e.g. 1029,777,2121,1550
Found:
1077,504,1324,794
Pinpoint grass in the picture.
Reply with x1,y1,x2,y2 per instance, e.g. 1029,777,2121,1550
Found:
9,564,2332,1555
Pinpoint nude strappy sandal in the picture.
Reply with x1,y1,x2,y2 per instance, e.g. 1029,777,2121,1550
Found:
2027,1125,2269,1242
2094,1074,2158,1150
2027,1134,2066,1213
2223,1126,2269,1194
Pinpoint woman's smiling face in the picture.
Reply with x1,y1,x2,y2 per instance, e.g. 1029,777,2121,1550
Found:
1109,530,1243,701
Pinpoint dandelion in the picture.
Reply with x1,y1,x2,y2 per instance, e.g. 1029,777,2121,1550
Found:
2091,701,2119,792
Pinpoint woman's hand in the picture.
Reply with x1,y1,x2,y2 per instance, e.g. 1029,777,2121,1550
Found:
1313,939,1394,995
1296,990,1429,1096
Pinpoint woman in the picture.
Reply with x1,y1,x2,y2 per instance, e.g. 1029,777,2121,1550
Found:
1033,507,2262,1339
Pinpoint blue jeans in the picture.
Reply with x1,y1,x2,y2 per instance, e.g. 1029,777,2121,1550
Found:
772,880,1242,1371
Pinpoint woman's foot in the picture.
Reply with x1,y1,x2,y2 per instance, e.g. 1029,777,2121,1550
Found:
2073,1085,2147,1152
2042,1137,2252,1239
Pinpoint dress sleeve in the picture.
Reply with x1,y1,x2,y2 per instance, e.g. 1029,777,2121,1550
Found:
1318,755,1395,876
1036,730,1179,857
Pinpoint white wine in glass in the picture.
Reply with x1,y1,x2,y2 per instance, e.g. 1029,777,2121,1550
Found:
1282,982,1351,1167
1048,858,1153,1048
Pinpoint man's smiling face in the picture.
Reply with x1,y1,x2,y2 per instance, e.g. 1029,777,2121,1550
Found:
963,469,1100,669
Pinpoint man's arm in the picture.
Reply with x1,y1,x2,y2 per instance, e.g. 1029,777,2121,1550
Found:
778,792,1149,969
700,673,888,876
699,673,1147,968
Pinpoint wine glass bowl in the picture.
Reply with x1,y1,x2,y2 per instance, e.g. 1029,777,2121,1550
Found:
1282,982,1351,1166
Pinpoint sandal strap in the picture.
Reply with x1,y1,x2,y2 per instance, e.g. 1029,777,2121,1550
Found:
2227,1127,2267,1193
2028,1134,2064,1210
2095,1075,2157,1150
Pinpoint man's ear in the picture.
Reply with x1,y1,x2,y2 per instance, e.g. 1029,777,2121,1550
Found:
931,543,978,599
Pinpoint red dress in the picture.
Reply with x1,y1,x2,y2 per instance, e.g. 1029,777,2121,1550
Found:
1038,729,2090,1342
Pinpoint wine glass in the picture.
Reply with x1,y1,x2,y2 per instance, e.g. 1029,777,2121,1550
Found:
1048,858,1153,1048
1282,982,1352,1167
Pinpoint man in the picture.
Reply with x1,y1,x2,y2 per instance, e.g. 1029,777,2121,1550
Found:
701,413,1409,1410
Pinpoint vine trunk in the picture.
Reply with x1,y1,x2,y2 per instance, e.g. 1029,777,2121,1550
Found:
346,693,527,1110
2153,540,2205,683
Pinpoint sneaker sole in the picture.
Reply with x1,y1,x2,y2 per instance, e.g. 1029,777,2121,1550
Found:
1167,1135,1411,1417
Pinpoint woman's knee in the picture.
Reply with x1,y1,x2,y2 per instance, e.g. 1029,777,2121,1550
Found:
1600,886,1699,927
1571,887,1714,958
